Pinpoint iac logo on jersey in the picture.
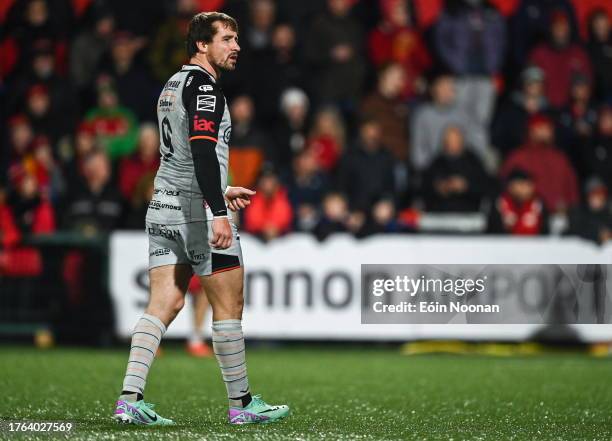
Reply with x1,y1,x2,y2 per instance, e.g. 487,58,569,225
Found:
196,94,216,112
193,116,215,132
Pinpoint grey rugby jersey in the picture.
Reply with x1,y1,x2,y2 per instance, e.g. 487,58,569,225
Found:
146,64,231,225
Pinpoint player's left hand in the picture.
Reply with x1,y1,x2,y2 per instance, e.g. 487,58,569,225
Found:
224,186,255,212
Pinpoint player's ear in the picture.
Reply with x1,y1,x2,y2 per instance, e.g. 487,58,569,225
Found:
196,41,207,54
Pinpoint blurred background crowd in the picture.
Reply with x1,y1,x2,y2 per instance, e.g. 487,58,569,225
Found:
2,0,612,248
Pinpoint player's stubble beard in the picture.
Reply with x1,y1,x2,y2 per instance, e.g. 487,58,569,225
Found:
210,52,238,72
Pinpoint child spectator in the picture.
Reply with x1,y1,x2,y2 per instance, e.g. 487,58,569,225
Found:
487,169,548,235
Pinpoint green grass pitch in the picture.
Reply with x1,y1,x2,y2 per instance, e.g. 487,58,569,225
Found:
1,345,611,440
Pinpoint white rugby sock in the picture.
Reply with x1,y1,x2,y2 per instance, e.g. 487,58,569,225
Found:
212,319,250,407
121,313,166,400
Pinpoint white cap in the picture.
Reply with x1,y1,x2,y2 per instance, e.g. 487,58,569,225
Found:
280,88,309,114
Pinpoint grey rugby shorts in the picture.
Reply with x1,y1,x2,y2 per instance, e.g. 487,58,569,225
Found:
146,220,243,276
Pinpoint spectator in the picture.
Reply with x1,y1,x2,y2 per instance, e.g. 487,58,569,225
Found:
124,172,155,230
244,0,276,52
285,149,330,232
410,73,486,171
314,192,350,240
250,23,305,126
556,74,598,163
361,198,403,236
63,121,97,188
337,118,395,212
4,118,65,201
149,0,194,84
360,63,410,161
84,76,139,159
228,95,269,188
587,8,612,102
487,169,548,235
304,0,366,112
528,9,592,109
118,123,160,200
243,167,293,241
7,166,56,235
0,188,21,250
500,114,579,213
509,0,579,72
28,135,65,201
70,8,114,90
102,31,157,122
434,0,505,127
62,149,125,234
567,177,612,244
6,115,34,172
581,105,612,189
3,0,70,79
492,66,550,157
435,0,506,77
7,39,78,137
422,125,488,212
307,107,346,172
24,84,63,144
273,88,310,170
367,0,431,100
1,169,55,277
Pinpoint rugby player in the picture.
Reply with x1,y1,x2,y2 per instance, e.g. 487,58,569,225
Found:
112,11,290,426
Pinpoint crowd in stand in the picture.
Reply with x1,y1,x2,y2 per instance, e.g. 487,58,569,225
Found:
2,0,612,249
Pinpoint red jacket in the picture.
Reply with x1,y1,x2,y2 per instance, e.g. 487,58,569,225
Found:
500,143,579,212
244,189,293,235
0,201,54,276
118,154,160,200
0,204,21,248
497,193,545,235
307,135,341,172
529,43,592,109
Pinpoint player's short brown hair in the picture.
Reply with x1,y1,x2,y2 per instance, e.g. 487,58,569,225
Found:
186,12,238,58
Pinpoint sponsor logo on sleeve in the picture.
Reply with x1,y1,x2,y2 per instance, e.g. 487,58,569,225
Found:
193,116,215,133
158,93,176,112
164,80,180,90
186,75,194,87
223,127,232,144
196,94,216,112
199,84,213,92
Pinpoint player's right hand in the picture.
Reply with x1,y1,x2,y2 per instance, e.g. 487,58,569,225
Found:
211,217,232,249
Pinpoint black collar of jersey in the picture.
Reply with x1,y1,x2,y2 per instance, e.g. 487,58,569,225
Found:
181,64,217,83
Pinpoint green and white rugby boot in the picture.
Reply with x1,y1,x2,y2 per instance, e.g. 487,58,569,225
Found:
113,399,175,426
228,394,290,424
